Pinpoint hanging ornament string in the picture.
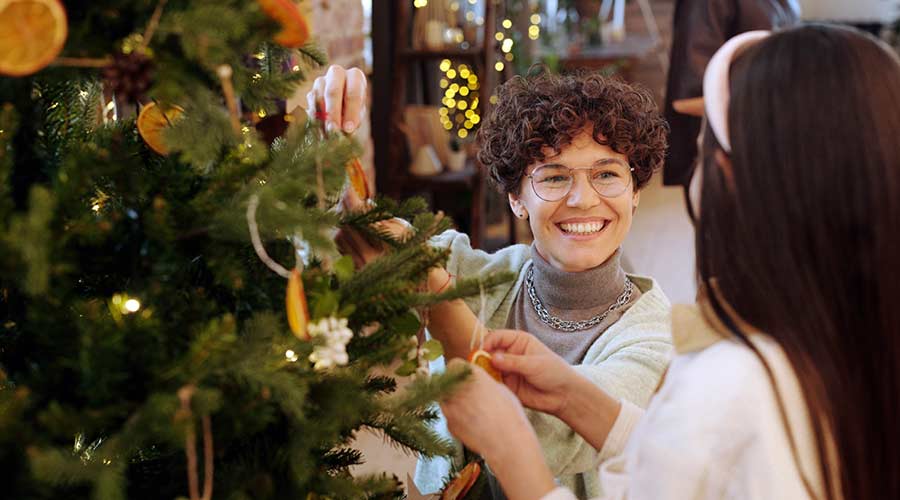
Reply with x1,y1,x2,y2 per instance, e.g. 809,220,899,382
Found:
314,103,371,201
50,0,167,70
246,194,291,279
469,281,488,353
175,385,214,500
246,195,311,340
217,64,242,136
140,0,168,52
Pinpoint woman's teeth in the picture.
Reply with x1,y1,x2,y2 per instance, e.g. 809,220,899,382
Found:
559,221,606,234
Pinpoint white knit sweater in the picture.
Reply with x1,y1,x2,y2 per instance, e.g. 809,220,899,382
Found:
543,303,826,500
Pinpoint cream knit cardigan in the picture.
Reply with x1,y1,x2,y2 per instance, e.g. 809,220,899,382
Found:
414,231,673,497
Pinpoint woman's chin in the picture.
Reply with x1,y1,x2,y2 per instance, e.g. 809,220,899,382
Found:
553,252,614,272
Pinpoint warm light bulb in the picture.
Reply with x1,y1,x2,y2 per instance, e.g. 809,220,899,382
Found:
285,349,299,362
502,19,512,29
531,14,541,24
495,61,505,71
124,299,141,313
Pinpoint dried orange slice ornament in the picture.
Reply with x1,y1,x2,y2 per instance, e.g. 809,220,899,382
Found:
345,158,370,200
440,461,481,500
257,0,310,48
136,102,184,155
0,0,68,77
286,268,310,340
468,349,501,382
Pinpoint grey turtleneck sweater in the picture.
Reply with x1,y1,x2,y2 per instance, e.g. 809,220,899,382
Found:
506,246,642,364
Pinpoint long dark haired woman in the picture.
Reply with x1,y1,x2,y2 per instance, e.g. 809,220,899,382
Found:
439,24,900,500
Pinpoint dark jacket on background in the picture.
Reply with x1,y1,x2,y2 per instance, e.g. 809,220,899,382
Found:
663,0,801,187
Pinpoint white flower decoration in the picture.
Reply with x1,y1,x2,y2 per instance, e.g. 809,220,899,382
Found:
307,316,354,370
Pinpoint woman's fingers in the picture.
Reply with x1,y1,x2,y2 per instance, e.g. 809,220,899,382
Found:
306,76,325,117
341,67,367,133
491,352,539,377
305,65,367,134
482,329,521,351
323,65,346,132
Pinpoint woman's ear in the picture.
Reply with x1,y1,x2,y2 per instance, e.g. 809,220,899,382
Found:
508,192,528,219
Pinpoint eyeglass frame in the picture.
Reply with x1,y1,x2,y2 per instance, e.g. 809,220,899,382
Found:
524,159,636,202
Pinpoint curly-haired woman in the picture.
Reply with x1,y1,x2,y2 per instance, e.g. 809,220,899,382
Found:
311,67,673,498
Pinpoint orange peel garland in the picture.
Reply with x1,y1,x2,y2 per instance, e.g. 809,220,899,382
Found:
468,349,502,382
137,102,185,155
0,0,68,77
345,158,370,200
440,461,481,500
257,0,310,48
286,268,310,340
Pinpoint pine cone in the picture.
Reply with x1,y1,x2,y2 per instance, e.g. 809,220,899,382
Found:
103,51,155,104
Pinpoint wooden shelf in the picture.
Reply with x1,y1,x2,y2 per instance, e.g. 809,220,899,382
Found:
400,48,485,59
405,162,479,187
376,0,502,248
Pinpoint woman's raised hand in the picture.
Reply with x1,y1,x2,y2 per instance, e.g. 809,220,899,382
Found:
484,329,580,417
306,65,367,134
440,359,557,499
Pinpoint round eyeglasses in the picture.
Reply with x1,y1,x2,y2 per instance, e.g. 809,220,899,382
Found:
525,162,635,202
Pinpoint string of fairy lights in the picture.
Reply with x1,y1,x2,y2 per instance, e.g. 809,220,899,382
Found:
414,0,542,140
439,59,480,139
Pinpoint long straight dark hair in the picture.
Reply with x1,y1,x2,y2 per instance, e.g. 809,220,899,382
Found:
696,25,900,500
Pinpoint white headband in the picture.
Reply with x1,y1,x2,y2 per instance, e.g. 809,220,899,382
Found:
702,30,772,153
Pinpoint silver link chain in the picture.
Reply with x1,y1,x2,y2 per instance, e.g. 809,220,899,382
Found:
526,265,634,332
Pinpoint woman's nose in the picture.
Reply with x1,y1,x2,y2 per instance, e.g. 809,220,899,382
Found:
566,172,601,208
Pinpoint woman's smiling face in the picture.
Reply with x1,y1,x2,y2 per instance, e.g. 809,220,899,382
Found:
509,128,640,272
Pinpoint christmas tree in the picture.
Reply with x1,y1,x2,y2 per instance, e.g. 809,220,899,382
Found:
0,1,509,498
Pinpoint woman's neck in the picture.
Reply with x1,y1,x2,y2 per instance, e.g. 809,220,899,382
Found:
530,246,627,310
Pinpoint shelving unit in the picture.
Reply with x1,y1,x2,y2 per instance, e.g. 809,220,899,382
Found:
372,0,506,249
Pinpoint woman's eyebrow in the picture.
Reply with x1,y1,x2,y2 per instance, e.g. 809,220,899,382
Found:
535,158,628,169
592,158,629,167
533,162,566,169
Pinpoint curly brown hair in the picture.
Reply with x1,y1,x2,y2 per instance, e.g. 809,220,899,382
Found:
476,69,668,194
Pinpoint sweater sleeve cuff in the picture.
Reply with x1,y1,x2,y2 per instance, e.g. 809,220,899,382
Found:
597,399,644,461
540,487,579,500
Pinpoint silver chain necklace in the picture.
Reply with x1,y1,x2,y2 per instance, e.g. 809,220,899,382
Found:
526,265,635,332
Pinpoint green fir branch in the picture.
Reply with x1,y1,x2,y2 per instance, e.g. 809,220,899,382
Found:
297,41,329,69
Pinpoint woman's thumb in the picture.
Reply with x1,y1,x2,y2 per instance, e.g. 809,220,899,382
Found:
491,352,536,376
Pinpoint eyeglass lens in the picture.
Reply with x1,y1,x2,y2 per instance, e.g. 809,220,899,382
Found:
530,163,632,201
